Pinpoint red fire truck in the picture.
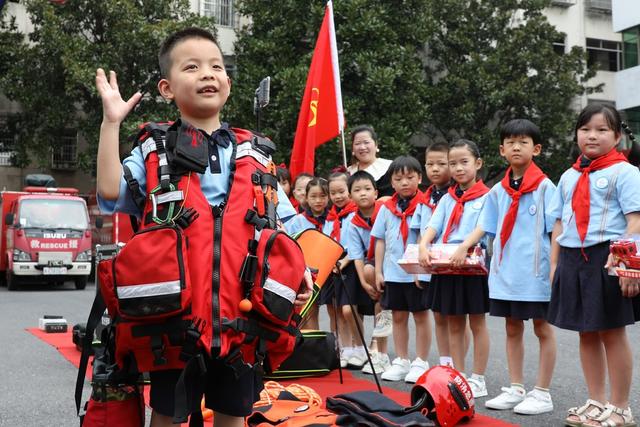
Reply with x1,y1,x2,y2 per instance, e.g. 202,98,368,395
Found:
1,185,92,290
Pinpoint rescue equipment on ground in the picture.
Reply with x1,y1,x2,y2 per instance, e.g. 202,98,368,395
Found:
410,366,475,427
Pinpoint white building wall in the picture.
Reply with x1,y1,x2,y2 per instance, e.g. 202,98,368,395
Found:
612,0,640,110
544,2,620,108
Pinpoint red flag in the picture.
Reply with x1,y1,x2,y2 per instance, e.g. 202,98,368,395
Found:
290,1,344,180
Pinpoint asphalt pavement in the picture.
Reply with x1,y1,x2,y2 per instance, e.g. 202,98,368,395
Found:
1,280,638,426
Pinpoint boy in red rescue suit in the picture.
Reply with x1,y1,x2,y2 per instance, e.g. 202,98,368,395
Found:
95,28,312,427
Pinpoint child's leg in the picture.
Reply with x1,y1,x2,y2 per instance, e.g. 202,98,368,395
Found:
448,314,467,372
306,304,320,330
600,327,633,408
413,310,431,360
579,331,607,403
342,304,364,347
214,413,245,427
392,310,410,359
505,317,525,385
468,313,489,376
532,319,556,389
372,302,389,354
433,311,450,358
150,412,172,427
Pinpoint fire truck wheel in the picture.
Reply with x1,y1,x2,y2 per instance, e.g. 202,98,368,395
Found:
74,277,88,290
7,271,19,291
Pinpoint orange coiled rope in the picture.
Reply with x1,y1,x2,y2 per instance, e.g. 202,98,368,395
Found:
253,381,322,408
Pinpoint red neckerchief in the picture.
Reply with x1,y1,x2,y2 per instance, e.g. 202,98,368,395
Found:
383,192,423,246
326,201,358,241
351,201,383,260
571,149,627,247
422,185,437,210
442,181,490,243
301,209,327,231
499,163,547,262
289,195,300,213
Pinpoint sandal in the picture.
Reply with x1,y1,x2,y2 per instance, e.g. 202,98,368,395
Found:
583,404,636,427
565,399,606,427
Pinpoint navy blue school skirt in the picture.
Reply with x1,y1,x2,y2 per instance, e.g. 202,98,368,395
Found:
426,274,489,315
334,263,375,307
547,241,636,332
490,299,549,320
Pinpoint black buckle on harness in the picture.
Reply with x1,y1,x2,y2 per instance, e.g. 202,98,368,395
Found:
223,347,253,379
245,209,268,231
180,319,204,362
151,335,167,366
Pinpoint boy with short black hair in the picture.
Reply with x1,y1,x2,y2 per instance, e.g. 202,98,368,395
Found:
371,156,432,383
96,27,309,427
452,119,557,414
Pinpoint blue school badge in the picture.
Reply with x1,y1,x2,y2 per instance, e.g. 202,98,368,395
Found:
529,205,537,215
472,201,483,210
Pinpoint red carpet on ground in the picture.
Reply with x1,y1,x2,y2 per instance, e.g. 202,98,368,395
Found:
28,328,516,426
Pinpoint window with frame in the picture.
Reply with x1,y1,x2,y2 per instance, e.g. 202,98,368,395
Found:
51,130,78,170
0,115,16,167
553,35,566,55
622,27,639,69
586,38,622,72
201,0,234,27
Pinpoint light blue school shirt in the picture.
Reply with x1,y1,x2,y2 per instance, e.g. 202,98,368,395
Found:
322,212,355,256
548,162,640,248
410,203,434,234
370,203,421,283
98,135,296,221
285,213,325,236
479,179,556,302
427,193,489,244
348,215,373,261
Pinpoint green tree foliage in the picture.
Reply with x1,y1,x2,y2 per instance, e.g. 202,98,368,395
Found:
228,0,432,174
231,0,595,180
422,0,596,181
0,0,216,170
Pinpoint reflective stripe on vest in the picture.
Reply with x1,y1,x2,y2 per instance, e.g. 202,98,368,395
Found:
264,277,296,304
116,280,181,299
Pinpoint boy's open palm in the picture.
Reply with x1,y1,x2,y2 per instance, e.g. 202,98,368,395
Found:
96,68,142,124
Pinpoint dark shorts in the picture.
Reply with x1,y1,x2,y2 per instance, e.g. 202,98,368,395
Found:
381,281,429,312
490,299,549,320
547,242,636,332
426,274,490,315
149,356,262,418
335,263,375,307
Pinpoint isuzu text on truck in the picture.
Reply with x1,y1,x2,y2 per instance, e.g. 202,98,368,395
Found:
1,185,92,290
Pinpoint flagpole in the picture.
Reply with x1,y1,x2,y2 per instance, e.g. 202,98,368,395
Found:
340,130,347,168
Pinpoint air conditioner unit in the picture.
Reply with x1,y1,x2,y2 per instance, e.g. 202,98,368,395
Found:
586,0,612,13
550,0,575,7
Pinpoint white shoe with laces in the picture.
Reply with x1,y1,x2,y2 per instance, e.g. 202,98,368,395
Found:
339,347,353,369
467,375,488,398
361,351,391,375
485,386,525,410
404,357,429,383
513,388,554,415
372,310,393,338
380,357,410,381
347,346,367,369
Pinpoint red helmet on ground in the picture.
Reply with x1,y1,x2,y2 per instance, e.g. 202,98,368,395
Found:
410,366,475,427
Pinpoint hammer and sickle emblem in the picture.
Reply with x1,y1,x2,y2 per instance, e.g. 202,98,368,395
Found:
308,88,320,127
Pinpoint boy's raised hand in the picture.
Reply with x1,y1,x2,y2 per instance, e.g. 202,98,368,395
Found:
95,68,142,124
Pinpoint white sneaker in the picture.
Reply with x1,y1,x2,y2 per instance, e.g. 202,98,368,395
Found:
361,351,391,375
372,310,393,338
513,389,554,415
347,346,367,369
485,386,525,410
380,357,410,381
339,347,353,368
467,374,488,398
404,357,429,383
